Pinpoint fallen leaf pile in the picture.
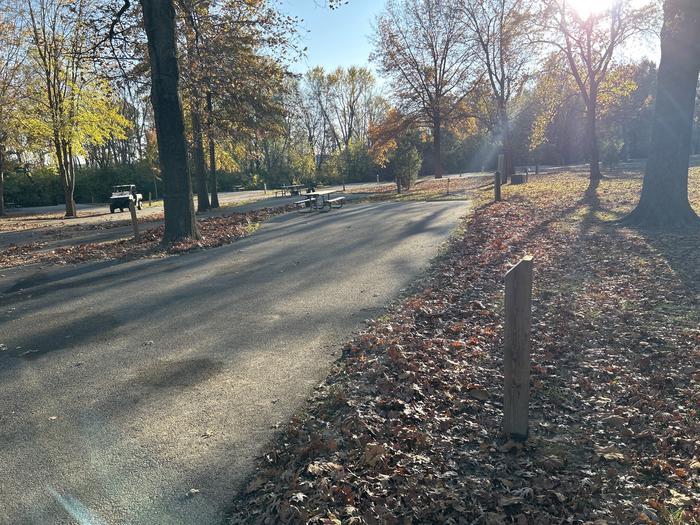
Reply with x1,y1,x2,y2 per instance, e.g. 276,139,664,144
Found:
227,172,700,524
0,206,294,269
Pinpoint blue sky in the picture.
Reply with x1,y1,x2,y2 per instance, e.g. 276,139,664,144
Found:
276,0,660,75
279,0,385,73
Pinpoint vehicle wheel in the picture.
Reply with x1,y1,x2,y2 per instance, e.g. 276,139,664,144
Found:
110,206,115,214
137,202,142,210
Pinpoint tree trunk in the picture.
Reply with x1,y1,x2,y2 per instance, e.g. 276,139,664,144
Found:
433,114,443,179
207,90,219,208
54,137,76,218
190,95,210,212
140,0,201,242
623,0,700,229
67,143,77,216
500,103,513,183
0,151,5,217
586,91,603,182
0,144,5,216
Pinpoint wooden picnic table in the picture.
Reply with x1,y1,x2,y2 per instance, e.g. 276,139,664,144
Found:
277,184,305,197
296,189,345,212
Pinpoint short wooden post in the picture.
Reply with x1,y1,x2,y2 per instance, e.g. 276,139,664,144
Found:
503,255,533,440
497,154,506,183
264,183,267,195
129,201,140,240
148,192,152,207
494,171,502,202
447,177,450,195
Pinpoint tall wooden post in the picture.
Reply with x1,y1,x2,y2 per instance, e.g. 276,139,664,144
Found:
503,255,533,440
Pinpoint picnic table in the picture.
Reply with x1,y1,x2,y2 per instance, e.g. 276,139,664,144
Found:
295,189,345,212
276,184,305,197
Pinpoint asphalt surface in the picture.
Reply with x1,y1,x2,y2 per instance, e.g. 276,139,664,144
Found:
0,200,467,525
0,184,396,251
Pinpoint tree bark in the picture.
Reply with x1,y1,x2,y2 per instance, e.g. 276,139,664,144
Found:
140,0,201,242
0,143,5,216
586,90,603,182
623,0,700,229
433,114,443,179
207,90,219,208
54,137,76,218
0,142,5,217
500,103,513,183
190,95,210,212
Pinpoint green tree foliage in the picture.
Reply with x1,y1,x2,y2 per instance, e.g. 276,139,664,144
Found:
0,0,26,215
24,0,130,217
388,135,422,192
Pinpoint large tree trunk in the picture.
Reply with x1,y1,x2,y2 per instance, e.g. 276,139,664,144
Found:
623,0,700,229
206,91,219,208
0,144,5,217
433,114,443,179
140,0,201,242
54,138,76,218
190,95,210,213
586,91,603,182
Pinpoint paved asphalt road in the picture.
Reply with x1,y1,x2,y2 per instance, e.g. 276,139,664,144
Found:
0,183,396,251
0,200,467,525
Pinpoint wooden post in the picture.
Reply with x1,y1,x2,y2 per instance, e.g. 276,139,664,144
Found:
129,201,140,240
494,171,502,202
498,154,505,184
264,183,267,195
503,255,533,440
149,192,152,207
447,177,450,195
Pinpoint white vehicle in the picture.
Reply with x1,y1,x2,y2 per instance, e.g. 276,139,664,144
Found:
110,184,143,213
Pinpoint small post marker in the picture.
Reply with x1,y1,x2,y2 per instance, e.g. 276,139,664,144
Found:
503,255,533,440
447,177,450,195
148,192,152,207
498,154,506,183
129,201,140,240
494,171,502,202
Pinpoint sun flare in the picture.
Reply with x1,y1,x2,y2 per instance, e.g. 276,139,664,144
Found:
566,0,613,19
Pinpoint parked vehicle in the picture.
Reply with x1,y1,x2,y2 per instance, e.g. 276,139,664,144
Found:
109,185,143,213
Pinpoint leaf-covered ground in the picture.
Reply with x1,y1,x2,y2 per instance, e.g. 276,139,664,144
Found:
349,175,492,202
0,206,293,269
0,207,167,233
227,170,700,525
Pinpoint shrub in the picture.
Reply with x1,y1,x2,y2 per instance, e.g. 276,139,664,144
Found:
388,140,421,191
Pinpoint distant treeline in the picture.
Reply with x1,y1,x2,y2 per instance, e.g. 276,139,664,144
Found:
3,162,250,207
